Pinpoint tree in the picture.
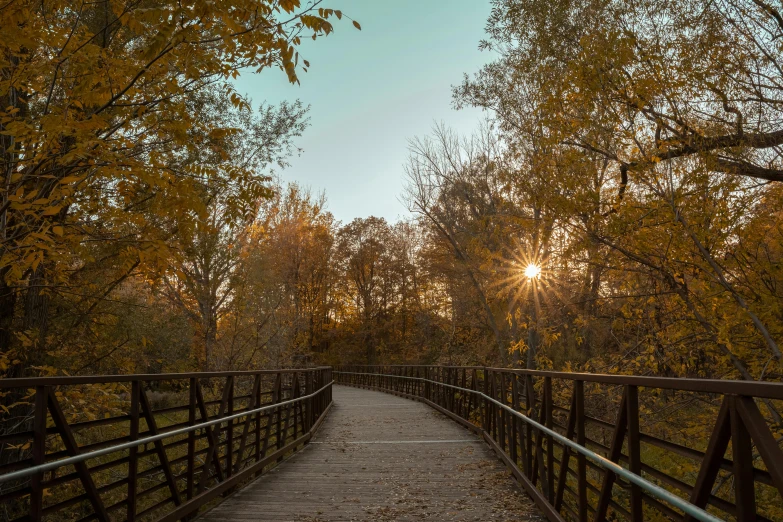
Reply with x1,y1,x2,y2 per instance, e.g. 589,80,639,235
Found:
0,0,354,375
333,217,394,364
453,0,783,385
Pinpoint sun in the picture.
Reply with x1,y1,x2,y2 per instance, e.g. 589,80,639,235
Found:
524,263,541,279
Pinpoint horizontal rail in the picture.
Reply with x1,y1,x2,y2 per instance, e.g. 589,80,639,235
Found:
331,365,783,399
0,381,333,484
334,371,724,522
485,367,783,399
0,367,332,388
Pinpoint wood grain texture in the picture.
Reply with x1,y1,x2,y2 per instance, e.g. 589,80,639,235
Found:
198,385,542,521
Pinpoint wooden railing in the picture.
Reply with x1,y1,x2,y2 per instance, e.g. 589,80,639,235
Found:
0,367,333,521
335,366,783,522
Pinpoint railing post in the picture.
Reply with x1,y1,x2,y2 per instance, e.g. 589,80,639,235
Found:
511,374,521,469
544,376,554,503
275,373,283,456
255,374,263,462
30,385,47,522
575,379,587,522
459,368,466,417
226,376,234,478
449,368,456,412
128,381,139,521
306,372,313,431
627,385,643,522
483,368,490,433
499,372,507,450
525,375,534,476
187,378,196,502
730,395,757,521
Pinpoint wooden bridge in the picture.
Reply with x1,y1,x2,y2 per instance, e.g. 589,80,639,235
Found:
200,385,538,521
1,366,782,522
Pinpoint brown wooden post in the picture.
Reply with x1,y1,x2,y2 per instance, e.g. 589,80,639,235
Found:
525,375,534,477
499,372,507,451
544,376,554,503
575,379,587,522
127,381,139,521
511,375,522,470
626,385,643,522
471,368,479,422
730,396,756,522
735,395,783,499
186,378,196,502
425,366,431,401
255,375,262,462
483,368,490,434
554,391,577,512
48,393,111,520
307,371,314,431
685,397,731,519
275,373,283,453
459,368,467,418
594,389,628,522
30,385,47,522
225,376,235,478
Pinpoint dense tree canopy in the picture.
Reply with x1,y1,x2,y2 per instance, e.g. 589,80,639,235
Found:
0,0,780,393
1,2,782,520
0,0,352,376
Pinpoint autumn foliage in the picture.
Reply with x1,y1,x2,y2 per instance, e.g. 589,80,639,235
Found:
0,0,352,376
0,0,781,395
1,0,782,519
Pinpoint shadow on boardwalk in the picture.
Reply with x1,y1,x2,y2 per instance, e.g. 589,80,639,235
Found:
199,385,541,521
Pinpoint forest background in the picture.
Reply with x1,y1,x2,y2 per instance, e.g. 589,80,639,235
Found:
1,0,782,396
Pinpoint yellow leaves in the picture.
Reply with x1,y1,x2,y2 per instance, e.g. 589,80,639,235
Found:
0,1,352,369
41,205,63,216
279,0,300,13
229,92,250,111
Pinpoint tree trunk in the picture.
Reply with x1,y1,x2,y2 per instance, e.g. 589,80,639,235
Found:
23,266,49,351
526,300,538,370
202,308,216,371
0,271,15,357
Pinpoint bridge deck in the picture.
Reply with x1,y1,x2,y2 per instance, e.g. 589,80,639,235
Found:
199,385,540,521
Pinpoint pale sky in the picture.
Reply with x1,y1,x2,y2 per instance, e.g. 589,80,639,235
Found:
233,0,494,225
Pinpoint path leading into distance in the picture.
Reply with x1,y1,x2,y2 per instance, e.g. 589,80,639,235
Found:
199,385,541,521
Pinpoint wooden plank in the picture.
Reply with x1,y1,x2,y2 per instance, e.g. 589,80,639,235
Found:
198,386,540,521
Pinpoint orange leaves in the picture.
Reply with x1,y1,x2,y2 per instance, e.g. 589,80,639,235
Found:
0,1,354,372
300,14,334,35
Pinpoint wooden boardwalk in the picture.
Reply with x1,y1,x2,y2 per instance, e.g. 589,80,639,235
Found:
199,385,540,521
